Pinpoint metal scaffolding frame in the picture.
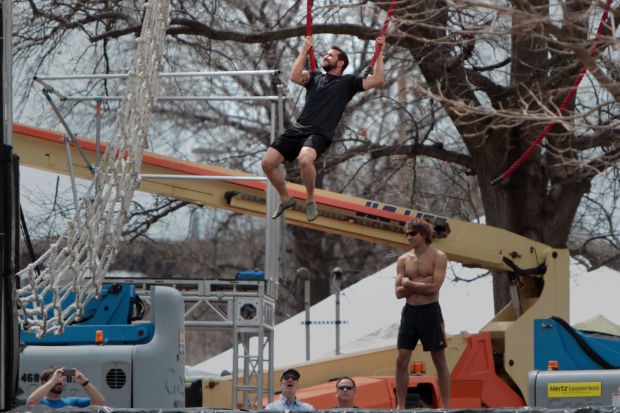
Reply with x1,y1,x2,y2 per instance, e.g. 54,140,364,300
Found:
107,277,276,408
31,70,287,409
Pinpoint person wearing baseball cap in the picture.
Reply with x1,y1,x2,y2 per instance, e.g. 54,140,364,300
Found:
265,368,314,411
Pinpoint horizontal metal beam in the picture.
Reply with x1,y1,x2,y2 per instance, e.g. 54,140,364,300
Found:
34,70,282,81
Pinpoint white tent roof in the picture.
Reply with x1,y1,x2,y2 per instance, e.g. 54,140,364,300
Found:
192,261,495,375
573,315,620,336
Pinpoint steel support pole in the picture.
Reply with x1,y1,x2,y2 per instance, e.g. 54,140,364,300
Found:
296,267,312,361
0,1,18,409
305,278,311,360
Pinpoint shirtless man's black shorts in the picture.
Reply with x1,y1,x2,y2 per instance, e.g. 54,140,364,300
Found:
397,302,447,351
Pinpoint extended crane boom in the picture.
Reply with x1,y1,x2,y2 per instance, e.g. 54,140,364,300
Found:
15,123,556,271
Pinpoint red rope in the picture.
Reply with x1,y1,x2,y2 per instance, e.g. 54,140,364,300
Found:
491,0,612,186
369,0,397,67
306,0,317,72
306,0,397,72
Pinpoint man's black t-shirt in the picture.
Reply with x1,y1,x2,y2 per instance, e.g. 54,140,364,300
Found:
292,72,365,140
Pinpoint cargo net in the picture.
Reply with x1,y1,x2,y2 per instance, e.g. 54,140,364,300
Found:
16,0,170,337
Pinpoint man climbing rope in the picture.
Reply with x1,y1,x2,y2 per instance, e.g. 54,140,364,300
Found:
261,35,385,221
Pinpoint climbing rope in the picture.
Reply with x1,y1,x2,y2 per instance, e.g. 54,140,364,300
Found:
490,0,613,186
368,0,397,68
305,0,397,73
306,0,317,72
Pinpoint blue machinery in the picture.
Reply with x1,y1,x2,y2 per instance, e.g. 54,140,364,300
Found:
19,277,275,409
20,284,153,346
18,285,186,408
529,317,620,407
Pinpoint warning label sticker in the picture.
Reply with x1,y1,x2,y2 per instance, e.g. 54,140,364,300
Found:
547,382,602,398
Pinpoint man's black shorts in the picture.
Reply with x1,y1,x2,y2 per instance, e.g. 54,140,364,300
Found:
270,129,332,162
397,302,447,351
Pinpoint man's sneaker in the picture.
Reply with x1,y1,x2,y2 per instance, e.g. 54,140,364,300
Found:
306,200,318,222
271,198,296,219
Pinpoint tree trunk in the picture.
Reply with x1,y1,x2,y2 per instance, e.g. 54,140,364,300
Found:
401,0,595,311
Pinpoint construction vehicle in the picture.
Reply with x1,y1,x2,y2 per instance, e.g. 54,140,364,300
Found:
197,211,571,409
17,285,185,408
13,123,620,409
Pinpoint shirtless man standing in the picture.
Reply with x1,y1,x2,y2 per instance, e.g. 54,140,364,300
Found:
394,218,450,408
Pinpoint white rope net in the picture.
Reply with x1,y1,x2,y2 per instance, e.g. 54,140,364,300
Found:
16,0,170,337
